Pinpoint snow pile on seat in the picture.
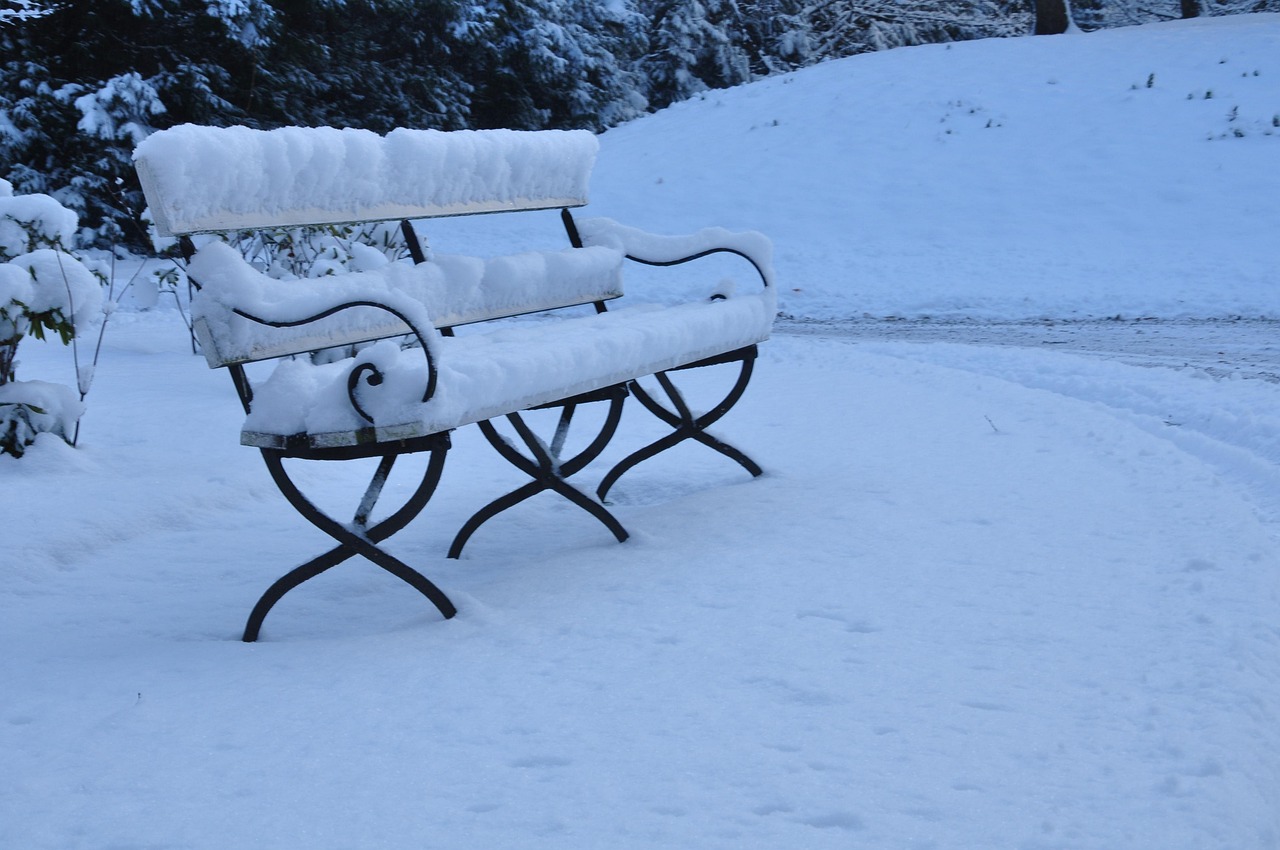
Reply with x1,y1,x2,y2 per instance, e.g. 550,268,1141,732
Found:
240,291,777,449
134,125,598,236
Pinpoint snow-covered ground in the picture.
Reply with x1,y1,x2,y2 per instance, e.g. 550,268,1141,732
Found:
4,15,1280,849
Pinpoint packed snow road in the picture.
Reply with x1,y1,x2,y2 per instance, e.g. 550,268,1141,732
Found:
778,317,1280,531
778,317,1280,382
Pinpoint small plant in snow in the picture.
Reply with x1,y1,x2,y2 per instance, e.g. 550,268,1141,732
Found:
154,219,412,285
233,221,412,280
0,179,104,457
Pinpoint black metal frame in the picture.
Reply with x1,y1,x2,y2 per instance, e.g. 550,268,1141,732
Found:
448,384,629,558
244,440,453,642
597,346,761,503
178,204,769,640
182,235,457,641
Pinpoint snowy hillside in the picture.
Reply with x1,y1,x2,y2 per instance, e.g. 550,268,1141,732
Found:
2,16,1280,850
586,14,1280,320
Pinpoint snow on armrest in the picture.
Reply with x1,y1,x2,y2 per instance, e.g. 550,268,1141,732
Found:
574,216,775,291
188,241,439,368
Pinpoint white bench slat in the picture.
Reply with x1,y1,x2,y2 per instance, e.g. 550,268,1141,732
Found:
134,125,597,236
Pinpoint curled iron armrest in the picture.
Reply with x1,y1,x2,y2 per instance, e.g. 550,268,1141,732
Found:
562,209,774,292
231,300,438,425
186,240,440,427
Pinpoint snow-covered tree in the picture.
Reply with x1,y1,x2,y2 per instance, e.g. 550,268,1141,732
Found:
1070,0,1278,29
798,0,1029,57
254,0,475,131
641,0,755,110
0,0,55,25
0,0,272,245
5,0,1276,254
0,0,477,248
461,0,649,130
739,0,815,75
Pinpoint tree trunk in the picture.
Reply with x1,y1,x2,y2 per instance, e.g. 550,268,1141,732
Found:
1034,0,1072,34
1181,0,1202,17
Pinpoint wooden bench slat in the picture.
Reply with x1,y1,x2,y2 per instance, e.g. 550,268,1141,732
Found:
134,125,598,236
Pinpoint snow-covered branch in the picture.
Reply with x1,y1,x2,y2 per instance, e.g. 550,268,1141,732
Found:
0,0,56,25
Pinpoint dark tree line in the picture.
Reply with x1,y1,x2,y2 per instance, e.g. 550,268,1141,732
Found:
1,0,1275,247
1035,0,1272,32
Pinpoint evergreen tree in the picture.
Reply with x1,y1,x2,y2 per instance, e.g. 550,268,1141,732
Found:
736,0,814,76
4,0,1277,251
0,1,269,244
800,1,1029,57
1070,0,1277,29
641,0,755,110
0,0,475,247
0,0,55,24
463,0,648,130
254,0,474,131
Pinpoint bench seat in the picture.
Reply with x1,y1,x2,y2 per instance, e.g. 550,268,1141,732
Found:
239,293,774,451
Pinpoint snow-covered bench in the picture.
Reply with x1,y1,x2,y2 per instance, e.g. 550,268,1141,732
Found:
134,124,775,641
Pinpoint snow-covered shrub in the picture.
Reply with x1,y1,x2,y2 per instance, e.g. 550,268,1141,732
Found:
0,179,104,456
0,379,82,457
0,0,54,25
75,72,166,148
229,221,409,281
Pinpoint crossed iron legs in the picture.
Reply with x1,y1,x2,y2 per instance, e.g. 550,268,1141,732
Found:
241,346,761,641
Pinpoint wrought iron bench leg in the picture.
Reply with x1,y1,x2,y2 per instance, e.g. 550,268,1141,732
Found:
243,447,454,642
449,388,628,558
597,347,762,503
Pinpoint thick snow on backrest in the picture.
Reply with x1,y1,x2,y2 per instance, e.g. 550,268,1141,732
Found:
133,125,598,236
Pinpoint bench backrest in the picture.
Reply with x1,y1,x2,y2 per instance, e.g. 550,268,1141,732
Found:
186,240,624,366
134,124,598,236
133,125,623,367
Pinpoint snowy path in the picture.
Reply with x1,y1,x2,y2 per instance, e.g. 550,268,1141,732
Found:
781,319,1280,532
3,313,1279,849
779,317,1280,381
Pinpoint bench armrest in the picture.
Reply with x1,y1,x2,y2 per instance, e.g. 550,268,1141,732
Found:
187,241,440,417
569,215,775,292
